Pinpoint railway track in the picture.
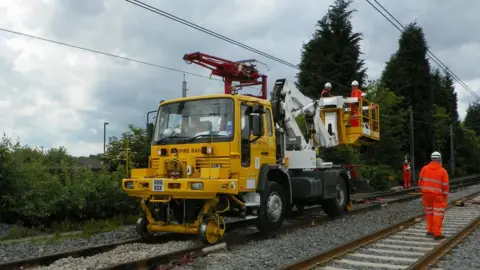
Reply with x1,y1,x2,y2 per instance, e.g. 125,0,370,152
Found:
281,191,480,270
2,175,478,270
351,174,480,203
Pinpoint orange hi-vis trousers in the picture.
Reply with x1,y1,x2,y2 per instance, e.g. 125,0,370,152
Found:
403,173,411,189
421,192,447,237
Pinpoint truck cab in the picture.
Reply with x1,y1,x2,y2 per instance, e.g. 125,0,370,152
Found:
123,93,293,244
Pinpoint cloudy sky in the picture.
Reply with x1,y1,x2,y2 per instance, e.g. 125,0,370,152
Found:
1,0,478,156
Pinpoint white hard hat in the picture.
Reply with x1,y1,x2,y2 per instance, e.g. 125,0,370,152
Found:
351,80,359,86
325,82,332,88
431,151,442,160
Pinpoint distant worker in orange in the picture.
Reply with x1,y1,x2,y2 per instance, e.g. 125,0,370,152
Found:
403,158,412,189
321,82,333,97
349,80,364,127
418,151,449,240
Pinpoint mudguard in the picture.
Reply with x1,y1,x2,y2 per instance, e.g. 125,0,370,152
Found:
315,168,350,200
256,164,292,205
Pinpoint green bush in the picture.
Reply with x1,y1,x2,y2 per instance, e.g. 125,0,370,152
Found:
0,135,139,228
359,165,396,191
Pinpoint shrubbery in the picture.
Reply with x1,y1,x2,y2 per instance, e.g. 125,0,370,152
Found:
0,135,138,228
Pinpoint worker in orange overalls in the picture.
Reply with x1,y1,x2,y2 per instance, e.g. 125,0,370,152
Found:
320,82,333,98
349,80,363,127
418,151,449,240
403,159,411,189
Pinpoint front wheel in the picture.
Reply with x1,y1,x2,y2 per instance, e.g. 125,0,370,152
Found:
256,181,286,233
323,177,348,217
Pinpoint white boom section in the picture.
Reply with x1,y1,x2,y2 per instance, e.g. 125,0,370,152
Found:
275,80,345,170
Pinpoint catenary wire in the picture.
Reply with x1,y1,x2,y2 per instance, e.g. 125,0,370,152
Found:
0,27,220,81
365,0,480,101
371,0,479,100
125,0,359,92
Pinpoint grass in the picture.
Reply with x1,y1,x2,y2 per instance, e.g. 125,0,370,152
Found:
0,215,138,243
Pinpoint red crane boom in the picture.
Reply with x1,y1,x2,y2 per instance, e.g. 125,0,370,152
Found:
183,52,268,99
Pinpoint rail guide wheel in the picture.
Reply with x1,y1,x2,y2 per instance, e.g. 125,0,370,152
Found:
136,215,153,239
199,215,225,244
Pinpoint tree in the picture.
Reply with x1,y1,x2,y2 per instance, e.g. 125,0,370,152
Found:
464,102,480,136
296,0,366,98
362,81,408,169
103,124,150,172
381,22,434,169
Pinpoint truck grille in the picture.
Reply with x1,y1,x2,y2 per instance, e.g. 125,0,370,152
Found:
151,158,160,169
196,157,231,170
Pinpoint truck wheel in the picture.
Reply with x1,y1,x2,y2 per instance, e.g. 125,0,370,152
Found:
323,177,347,217
136,215,153,239
256,181,286,233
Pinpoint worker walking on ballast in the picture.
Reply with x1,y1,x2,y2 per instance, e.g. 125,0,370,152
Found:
418,151,449,240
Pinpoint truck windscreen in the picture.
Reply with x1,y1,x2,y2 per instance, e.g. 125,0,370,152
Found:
152,98,234,145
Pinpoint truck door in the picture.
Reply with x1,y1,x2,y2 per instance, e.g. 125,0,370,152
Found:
239,103,268,192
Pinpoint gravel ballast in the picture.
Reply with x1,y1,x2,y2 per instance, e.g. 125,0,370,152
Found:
177,184,480,270
33,241,196,270
434,223,480,270
0,226,139,263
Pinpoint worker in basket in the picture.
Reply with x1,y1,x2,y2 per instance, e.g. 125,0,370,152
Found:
418,151,449,240
403,158,412,189
320,82,333,97
349,80,363,127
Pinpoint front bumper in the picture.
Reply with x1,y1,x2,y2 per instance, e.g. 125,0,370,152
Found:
122,178,239,199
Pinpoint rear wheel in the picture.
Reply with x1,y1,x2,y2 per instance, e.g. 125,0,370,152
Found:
256,181,286,233
323,177,348,217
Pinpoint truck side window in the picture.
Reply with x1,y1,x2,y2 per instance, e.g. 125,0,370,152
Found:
240,104,250,167
265,109,273,137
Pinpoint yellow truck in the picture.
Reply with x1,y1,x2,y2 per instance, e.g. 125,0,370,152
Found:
122,53,380,244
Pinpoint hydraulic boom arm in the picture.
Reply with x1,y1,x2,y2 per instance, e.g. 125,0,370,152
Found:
271,79,339,151
183,52,268,99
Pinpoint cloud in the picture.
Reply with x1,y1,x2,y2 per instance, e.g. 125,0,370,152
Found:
0,0,478,156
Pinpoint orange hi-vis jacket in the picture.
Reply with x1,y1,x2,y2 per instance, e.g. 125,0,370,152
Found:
418,161,449,196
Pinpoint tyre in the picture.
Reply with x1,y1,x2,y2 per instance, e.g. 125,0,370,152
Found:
256,181,286,233
323,176,348,217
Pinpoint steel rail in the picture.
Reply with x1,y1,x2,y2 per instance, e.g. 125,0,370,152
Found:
280,190,480,270
352,174,480,202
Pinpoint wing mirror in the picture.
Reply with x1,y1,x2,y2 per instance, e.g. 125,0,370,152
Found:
146,123,154,142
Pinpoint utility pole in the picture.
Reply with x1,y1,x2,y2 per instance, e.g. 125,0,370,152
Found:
450,124,455,177
103,122,109,153
409,106,415,185
182,74,188,97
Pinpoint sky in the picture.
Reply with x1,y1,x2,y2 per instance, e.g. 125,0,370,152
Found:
0,0,479,156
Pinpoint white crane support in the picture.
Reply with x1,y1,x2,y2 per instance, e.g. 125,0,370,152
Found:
270,79,353,170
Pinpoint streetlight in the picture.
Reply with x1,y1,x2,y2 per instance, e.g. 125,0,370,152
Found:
103,122,109,153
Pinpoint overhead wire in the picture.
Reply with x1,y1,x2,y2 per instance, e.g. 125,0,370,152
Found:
125,0,357,92
365,0,480,101
371,0,479,100
0,27,221,82
125,0,299,69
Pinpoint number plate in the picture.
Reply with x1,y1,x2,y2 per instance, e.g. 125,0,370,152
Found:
152,179,164,191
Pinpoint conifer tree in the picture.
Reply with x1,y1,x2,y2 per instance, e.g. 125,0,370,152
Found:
464,102,480,135
296,0,366,98
381,22,434,169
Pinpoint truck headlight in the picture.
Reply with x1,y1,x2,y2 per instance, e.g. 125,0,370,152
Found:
124,181,134,189
191,182,204,190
